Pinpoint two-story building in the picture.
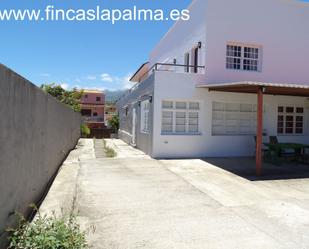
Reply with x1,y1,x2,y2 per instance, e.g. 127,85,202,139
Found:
117,0,309,174
81,90,105,129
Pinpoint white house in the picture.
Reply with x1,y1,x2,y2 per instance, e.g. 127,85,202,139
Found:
117,0,309,173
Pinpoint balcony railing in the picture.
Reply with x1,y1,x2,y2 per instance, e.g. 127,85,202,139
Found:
82,117,104,123
138,63,205,83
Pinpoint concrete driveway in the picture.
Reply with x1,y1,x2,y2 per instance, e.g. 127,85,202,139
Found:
41,139,309,249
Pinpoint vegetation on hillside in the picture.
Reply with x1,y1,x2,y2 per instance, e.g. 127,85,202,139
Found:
104,90,126,103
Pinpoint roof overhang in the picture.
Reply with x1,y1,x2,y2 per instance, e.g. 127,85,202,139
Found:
197,81,309,97
130,62,149,83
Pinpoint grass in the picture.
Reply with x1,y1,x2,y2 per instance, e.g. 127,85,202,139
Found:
103,139,117,158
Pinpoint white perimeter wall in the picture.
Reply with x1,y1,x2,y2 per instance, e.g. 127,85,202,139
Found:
152,71,309,158
204,0,309,85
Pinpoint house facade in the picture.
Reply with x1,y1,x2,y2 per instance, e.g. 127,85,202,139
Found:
81,90,105,129
117,0,309,159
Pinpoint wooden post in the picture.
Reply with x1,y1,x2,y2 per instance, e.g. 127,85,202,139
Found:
256,87,264,176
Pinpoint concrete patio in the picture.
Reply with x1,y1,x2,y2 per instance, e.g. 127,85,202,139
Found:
40,139,309,249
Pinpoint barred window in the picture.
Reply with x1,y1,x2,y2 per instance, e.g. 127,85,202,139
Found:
141,100,150,133
277,106,304,135
226,43,261,72
212,102,257,135
161,100,200,135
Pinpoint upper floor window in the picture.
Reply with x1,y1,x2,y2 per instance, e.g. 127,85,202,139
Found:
84,94,88,99
226,43,261,72
96,97,101,102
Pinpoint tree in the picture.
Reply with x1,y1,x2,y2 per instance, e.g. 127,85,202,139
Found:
41,84,83,112
108,115,119,132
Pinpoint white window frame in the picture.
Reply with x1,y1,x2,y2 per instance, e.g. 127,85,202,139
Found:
161,100,201,135
277,105,305,135
226,43,262,72
141,100,150,134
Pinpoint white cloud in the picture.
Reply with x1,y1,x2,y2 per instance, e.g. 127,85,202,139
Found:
99,72,134,90
119,73,134,89
100,73,113,82
69,72,134,91
61,83,69,90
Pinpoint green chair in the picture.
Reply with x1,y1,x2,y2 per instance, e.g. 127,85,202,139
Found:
269,136,296,160
269,136,278,145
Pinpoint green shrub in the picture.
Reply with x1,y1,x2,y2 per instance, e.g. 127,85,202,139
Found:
103,139,117,158
108,115,119,132
7,210,88,249
105,147,117,158
81,124,90,137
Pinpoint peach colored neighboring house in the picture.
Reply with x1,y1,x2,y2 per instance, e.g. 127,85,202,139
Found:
80,90,105,128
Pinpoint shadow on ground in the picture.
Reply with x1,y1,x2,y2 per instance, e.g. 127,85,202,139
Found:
202,157,309,181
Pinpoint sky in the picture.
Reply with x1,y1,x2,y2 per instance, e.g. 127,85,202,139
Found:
0,0,192,91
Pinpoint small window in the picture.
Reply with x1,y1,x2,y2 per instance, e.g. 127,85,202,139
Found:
93,112,98,117
81,109,92,117
212,101,257,135
176,102,187,110
277,106,304,135
161,100,200,134
176,112,186,133
162,111,173,133
96,97,101,102
226,43,261,72
226,45,242,70
162,101,173,109
141,100,150,133
84,94,88,99
189,102,200,110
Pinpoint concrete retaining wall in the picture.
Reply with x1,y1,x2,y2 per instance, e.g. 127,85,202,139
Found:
0,64,81,247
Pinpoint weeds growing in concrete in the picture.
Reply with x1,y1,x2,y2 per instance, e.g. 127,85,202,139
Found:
103,139,117,158
7,204,89,249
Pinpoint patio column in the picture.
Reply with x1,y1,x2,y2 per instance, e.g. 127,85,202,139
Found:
256,87,264,176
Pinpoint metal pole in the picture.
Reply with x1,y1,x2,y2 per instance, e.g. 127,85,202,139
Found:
256,87,264,176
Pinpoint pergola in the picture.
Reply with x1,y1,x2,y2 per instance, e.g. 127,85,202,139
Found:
197,81,309,176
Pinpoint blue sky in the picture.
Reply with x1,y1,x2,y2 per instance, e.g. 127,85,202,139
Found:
0,0,192,91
